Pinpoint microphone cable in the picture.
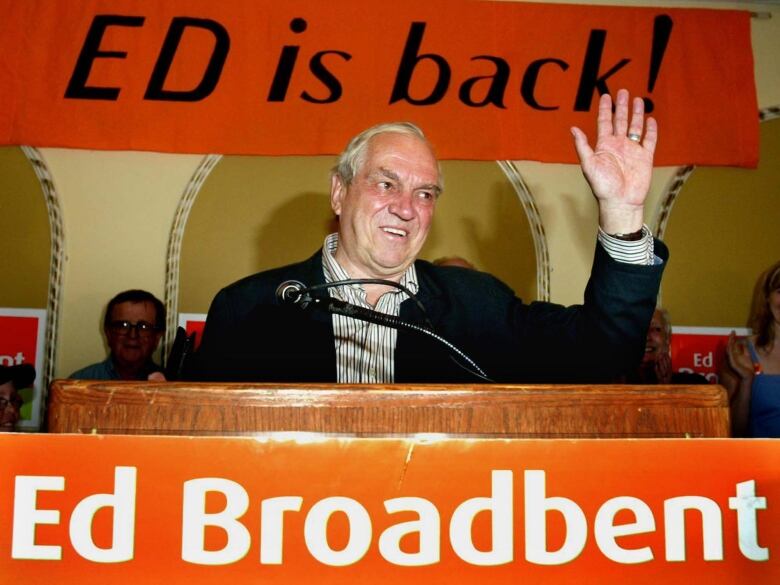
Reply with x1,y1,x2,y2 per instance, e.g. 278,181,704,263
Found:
303,279,434,329
294,278,494,383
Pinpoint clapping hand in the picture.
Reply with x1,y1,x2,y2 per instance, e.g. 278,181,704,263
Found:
726,332,755,380
654,351,673,384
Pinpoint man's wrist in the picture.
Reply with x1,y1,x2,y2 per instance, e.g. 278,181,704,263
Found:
597,202,645,236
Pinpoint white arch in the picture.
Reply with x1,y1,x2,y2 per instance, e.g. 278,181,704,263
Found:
497,161,550,302
163,154,223,355
20,146,66,399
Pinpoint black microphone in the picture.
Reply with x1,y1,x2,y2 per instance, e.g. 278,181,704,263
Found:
276,280,401,328
310,296,406,329
276,280,309,306
277,281,384,323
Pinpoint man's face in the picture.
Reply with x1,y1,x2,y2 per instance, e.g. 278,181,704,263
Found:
0,381,21,431
105,301,162,370
331,132,440,280
643,309,669,364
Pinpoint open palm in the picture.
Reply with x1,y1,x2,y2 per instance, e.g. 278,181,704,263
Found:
571,90,658,233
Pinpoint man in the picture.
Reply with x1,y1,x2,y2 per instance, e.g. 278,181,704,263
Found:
70,290,166,380
0,364,34,432
191,89,667,383
634,307,707,384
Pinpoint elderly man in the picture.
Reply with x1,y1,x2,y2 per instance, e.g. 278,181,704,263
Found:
191,89,666,383
70,289,166,380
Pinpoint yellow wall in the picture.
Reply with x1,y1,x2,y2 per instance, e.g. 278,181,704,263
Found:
422,160,536,299
0,147,50,308
180,156,337,313
0,1,776,378
662,118,780,327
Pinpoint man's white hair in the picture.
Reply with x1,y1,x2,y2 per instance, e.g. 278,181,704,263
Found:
656,306,672,340
332,122,442,189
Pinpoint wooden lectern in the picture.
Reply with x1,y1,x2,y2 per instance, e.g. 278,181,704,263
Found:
47,380,730,437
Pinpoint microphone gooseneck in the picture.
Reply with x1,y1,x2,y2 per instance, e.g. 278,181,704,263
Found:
313,296,491,382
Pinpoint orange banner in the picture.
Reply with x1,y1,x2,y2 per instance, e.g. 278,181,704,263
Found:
1,434,778,584
0,0,758,166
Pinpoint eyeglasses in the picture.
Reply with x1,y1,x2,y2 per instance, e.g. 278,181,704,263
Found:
108,320,160,337
0,396,23,409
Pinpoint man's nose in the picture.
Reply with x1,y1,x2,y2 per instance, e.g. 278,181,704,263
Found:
388,190,414,220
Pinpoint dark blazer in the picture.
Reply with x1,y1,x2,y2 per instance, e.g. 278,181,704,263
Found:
188,241,668,384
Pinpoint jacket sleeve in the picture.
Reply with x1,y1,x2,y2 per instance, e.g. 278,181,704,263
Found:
509,239,668,382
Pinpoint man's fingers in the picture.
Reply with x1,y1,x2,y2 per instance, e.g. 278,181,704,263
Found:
570,126,593,164
613,89,630,136
627,96,645,140
642,117,658,155
727,331,738,350
596,93,613,140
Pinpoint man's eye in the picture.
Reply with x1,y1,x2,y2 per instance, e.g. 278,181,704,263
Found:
379,181,393,190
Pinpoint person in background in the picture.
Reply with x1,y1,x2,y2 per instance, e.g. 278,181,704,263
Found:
721,261,780,437
0,363,35,432
70,289,166,381
433,256,475,270
633,307,707,384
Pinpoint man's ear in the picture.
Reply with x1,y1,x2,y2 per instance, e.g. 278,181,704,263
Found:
330,174,345,216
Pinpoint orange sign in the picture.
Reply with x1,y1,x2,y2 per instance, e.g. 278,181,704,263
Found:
1,434,778,583
177,313,207,350
671,326,752,384
0,0,757,166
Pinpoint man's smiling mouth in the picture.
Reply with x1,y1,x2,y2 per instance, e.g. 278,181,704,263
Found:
382,227,408,237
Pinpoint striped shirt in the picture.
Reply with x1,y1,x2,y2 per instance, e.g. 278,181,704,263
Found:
322,233,419,383
597,225,657,265
322,228,656,383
